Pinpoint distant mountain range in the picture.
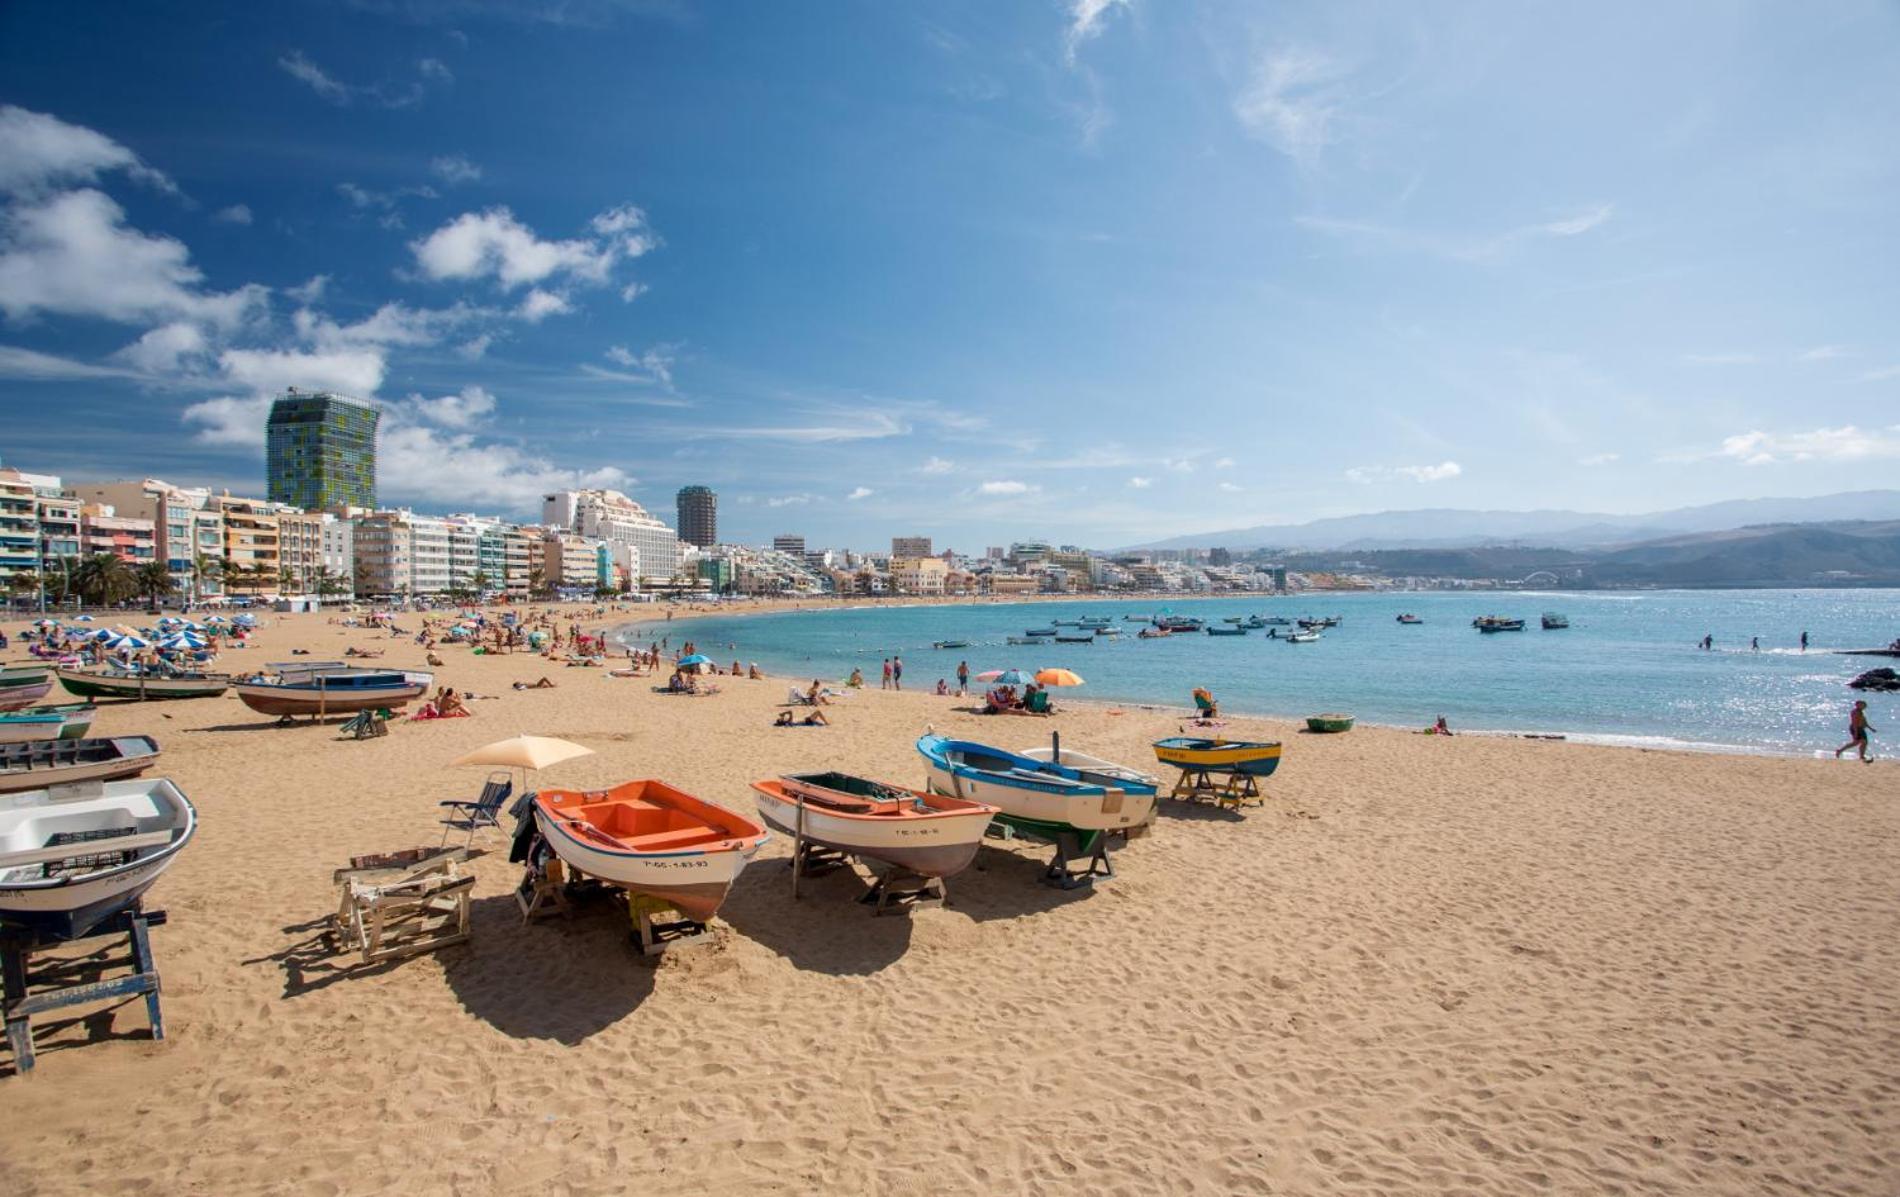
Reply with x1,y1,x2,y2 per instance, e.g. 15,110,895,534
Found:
1277,520,1900,588
1128,490,1900,552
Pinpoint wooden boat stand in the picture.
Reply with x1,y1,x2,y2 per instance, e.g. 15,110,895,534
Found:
1167,766,1263,811
625,892,708,957
515,855,571,923
3,906,166,1076
1043,831,1113,889
788,818,945,915
329,848,473,965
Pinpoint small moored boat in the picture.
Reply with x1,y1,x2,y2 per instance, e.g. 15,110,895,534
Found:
1206,625,1248,637
750,773,996,878
57,664,231,701
0,736,162,794
0,777,197,939
1305,713,1355,733
1474,617,1526,633
0,703,97,744
1023,628,1056,638
1541,613,1569,630
1396,614,1423,625
235,663,431,719
1051,632,1095,643
1136,627,1171,639
932,640,970,650
531,780,767,922
1006,635,1046,645
1284,630,1321,643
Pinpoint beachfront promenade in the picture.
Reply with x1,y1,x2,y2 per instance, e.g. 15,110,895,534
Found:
1,607,1895,1196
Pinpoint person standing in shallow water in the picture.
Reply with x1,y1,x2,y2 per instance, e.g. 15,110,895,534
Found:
880,657,892,690
956,660,970,696
892,655,904,690
1835,700,1876,763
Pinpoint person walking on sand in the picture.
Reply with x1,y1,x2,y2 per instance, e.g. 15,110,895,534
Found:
1835,700,1877,762
892,655,903,690
881,657,892,690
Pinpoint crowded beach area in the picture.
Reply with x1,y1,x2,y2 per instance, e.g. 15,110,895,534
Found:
0,601,1895,1196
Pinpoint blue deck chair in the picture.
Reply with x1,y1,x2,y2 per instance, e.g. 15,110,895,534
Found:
440,772,513,845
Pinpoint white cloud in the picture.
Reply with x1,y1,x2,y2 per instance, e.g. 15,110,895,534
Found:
1578,452,1621,466
294,301,484,354
696,410,908,443
977,480,1034,496
620,281,647,303
180,394,275,446
846,486,873,500
456,333,492,360
429,154,482,185
278,50,444,109
766,494,812,508
1854,365,1900,383
1127,476,1152,489
516,287,572,322
213,204,253,226
920,456,955,475
0,345,143,381
1233,47,1345,163
337,181,438,212
215,346,386,398
376,421,630,513
1714,425,1900,465
602,343,675,387
1064,0,1129,64
1217,481,1243,493
0,188,266,329
406,384,496,429
286,274,328,304
115,321,208,373
1346,461,1462,484
1214,457,1235,469
411,205,650,291
604,344,637,367
0,105,177,198
1538,203,1613,236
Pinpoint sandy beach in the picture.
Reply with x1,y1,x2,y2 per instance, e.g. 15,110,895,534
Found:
1,607,1896,1196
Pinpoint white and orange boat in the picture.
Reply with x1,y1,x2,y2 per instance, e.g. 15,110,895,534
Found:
749,773,997,879
532,781,767,922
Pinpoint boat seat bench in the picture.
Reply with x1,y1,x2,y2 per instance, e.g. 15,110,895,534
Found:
0,829,174,869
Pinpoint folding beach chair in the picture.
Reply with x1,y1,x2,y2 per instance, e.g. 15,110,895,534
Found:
439,772,513,845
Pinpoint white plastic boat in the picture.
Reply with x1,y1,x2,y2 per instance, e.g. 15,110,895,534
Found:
0,777,197,939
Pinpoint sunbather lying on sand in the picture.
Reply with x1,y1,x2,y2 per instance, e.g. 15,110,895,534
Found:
512,677,557,690
775,709,829,727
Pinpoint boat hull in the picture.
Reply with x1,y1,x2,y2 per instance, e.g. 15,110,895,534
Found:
916,737,1157,849
0,671,55,712
0,736,163,794
1152,738,1284,777
1305,715,1355,733
533,784,766,922
0,777,197,940
750,779,992,878
235,681,427,717
0,704,97,743
57,669,230,701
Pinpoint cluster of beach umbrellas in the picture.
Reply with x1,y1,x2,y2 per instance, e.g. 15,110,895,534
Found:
974,668,1086,688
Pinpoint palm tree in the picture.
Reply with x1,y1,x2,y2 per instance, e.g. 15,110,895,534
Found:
72,553,137,607
191,554,221,604
135,560,177,609
278,565,297,595
527,565,547,600
471,570,492,599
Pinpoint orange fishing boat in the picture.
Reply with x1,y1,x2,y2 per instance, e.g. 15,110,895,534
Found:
532,780,768,922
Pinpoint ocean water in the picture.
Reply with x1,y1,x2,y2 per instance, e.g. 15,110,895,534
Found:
616,590,1900,755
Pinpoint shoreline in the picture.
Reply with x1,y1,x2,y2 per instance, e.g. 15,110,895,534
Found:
603,603,1876,763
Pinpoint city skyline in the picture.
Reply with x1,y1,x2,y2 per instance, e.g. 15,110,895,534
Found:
2,3,1898,548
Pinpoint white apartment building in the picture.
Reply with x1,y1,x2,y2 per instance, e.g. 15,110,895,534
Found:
543,489,683,585
351,509,451,596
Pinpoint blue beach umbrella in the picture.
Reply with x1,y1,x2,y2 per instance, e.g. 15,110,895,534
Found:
677,653,712,667
158,632,207,651
976,668,1035,686
73,614,95,622
103,631,152,649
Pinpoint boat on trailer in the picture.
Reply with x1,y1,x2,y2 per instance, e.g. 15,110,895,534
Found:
57,664,231,701
916,733,1157,884
0,703,97,744
0,666,55,712
234,662,430,719
530,780,767,922
0,736,162,795
750,773,996,879
0,777,197,940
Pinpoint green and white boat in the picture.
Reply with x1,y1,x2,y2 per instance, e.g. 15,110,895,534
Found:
57,665,232,701
0,703,98,744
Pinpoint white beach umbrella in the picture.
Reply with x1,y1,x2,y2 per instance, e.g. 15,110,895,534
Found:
452,735,594,772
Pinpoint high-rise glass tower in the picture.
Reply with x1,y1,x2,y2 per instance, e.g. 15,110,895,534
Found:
267,390,379,511
676,485,717,547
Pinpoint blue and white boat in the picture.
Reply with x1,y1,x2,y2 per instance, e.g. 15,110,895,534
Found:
0,777,197,940
915,734,1157,851
235,662,432,719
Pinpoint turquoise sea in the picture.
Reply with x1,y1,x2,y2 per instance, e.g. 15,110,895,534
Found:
617,590,1899,756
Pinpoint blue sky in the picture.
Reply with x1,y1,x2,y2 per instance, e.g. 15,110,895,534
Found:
1,1,1897,550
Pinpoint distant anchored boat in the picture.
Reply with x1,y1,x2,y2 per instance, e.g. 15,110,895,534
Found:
1474,616,1526,633
1541,613,1569,630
